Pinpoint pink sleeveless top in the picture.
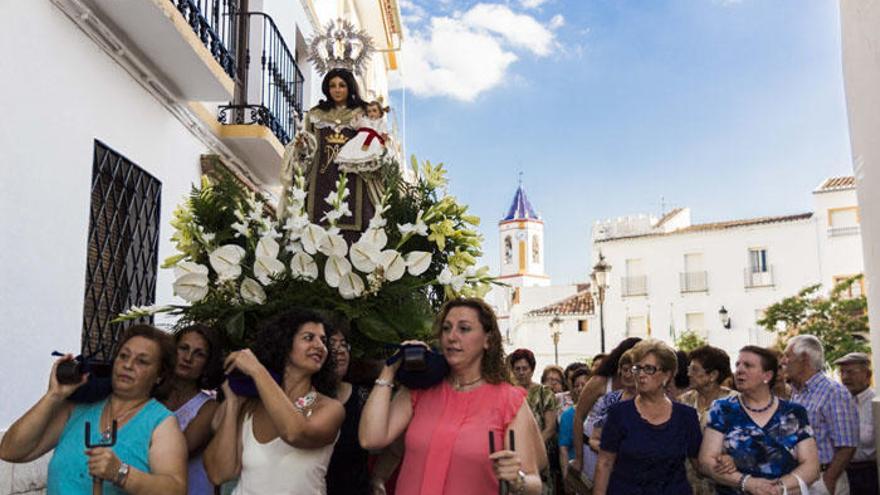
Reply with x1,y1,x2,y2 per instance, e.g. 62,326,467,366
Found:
396,380,526,495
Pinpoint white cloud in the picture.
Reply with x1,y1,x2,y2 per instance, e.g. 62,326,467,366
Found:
461,4,556,56
520,0,550,8
392,3,562,101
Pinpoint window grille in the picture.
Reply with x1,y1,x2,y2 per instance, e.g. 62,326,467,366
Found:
81,140,162,360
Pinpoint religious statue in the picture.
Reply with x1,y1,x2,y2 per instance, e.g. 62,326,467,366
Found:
279,20,388,242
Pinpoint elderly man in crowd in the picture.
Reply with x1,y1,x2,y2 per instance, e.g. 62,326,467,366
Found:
834,351,878,495
783,335,860,495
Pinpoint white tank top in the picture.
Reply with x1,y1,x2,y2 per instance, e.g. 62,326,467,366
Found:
232,413,336,495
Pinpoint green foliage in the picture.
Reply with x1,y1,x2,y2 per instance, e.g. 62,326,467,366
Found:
757,275,869,365
675,331,709,354
139,156,494,358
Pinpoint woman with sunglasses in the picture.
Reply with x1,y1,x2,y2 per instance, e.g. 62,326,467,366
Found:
593,339,702,495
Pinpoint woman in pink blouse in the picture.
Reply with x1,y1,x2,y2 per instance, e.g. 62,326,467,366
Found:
359,298,545,495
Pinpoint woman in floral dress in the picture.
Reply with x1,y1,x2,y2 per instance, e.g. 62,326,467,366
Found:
698,346,819,494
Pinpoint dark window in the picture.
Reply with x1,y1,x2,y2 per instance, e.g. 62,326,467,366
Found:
81,140,162,360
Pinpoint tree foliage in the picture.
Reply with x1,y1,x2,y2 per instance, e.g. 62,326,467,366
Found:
757,275,869,365
675,331,709,354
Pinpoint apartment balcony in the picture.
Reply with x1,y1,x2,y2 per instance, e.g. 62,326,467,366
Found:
680,271,708,293
744,266,775,289
828,225,861,237
218,12,304,184
621,275,648,297
73,0,238,100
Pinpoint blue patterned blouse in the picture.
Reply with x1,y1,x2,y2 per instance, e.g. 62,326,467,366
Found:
706,396,813,495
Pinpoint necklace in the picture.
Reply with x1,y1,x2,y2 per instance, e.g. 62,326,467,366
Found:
740,394,775,413
294,389,318,417
101,398,149,440
452,376,483,391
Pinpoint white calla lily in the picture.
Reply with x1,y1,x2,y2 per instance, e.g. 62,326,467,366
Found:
240,277,266,305
338,272,365,299
174,261,208,279
300,224,326,255
319,232,348,258
290,252,319,280
360,228,388,250
173,272,209,302
254,256,285,285
209,244,246,280
350,241,381,273
405,251,432,276
324,255,352,288
256,236,280,259
380,250,407,282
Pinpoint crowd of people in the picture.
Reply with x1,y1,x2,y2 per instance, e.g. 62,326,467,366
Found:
0,300,876,495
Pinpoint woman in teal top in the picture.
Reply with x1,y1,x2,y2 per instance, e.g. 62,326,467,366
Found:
0,325,187,494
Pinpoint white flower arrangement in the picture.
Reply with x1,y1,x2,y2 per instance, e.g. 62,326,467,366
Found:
121,158,496,354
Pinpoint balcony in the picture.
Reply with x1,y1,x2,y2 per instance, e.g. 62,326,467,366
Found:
621,275,648,297
78,0,237,100
218,12,305,184
828,225,860,237
680,271,708,293
745,266,775,288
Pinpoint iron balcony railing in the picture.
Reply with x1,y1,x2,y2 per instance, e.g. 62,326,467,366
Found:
621,275,648,297
744,265,775,288
218,12,304,144
828,225,860,237
680,271,708,293
171,0,239,79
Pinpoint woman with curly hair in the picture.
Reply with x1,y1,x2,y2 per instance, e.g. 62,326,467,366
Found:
204,309,344,494
162,324,225,495
360,298,546,495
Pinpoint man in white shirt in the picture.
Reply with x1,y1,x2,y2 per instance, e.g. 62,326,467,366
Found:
835,352,878,495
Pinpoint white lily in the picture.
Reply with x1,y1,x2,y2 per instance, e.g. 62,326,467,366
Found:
324,255,352,288
256,236,280,259
300,224,326,255
380,250,407,282
405,251,432,276
319,232,348,258
254,256,285,285
290,187,307,204
437,267,454,285
240,277,266,304
231,221,249,238
173,272,209,302
368,211,387,230
398,211,428,237
174,261,208,279
290,252,319,280
209,244,246,280
360,228,388,249
350,240,382,273
338,272,365,299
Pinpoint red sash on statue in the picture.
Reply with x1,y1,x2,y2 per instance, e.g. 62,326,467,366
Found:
357,128,386,147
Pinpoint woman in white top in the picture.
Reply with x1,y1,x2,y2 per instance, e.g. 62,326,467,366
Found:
205,309,345,495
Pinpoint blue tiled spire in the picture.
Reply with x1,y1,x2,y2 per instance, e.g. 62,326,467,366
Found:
503,179,540,221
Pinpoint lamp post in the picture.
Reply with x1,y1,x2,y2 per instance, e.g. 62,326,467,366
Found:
550,316,563,365
591,252,611,353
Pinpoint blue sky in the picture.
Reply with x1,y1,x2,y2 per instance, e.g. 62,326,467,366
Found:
387,0,853,284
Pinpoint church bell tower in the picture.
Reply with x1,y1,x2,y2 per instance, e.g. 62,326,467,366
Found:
498,179,549,287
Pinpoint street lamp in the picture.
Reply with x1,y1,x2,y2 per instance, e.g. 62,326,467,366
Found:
550,316,563,365
591,252,611,353
719,306,732,329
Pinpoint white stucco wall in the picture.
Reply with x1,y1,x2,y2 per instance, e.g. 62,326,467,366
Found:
592,210,863,358
0,0,209,429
